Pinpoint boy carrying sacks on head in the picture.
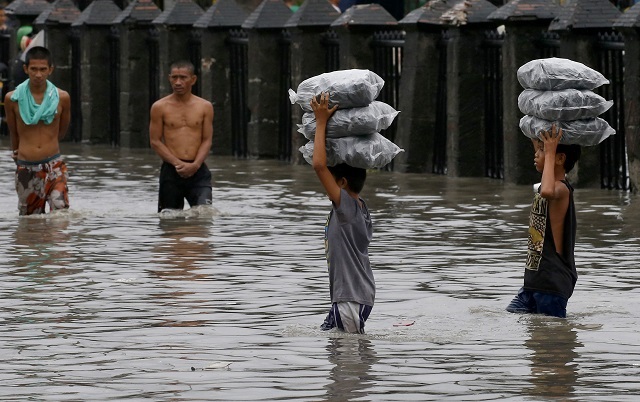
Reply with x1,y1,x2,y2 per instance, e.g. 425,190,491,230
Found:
507,124,581,318
311,92,375,334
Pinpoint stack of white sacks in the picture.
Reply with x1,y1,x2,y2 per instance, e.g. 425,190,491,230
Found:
517,57,615,146
289,69,404,169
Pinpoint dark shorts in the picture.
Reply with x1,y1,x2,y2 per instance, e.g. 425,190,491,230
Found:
506,287,568,318
158,161,212,212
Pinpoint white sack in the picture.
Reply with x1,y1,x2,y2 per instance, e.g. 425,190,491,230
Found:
299,133,404,169
298,101,399,140
517,58,609,90
519,115,615,146
289,69,384,112
518,89,613,121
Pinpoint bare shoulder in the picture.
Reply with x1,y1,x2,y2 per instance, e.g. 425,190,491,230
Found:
57,88,70,99
57,89,70,105
555,179,570,197
151,95,171,111
193,95,213,109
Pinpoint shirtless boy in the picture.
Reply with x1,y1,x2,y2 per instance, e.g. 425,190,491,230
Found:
4,46,71,216
149,60,214,212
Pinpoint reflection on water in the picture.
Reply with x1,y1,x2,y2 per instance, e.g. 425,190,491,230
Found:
525,317,582,399
0,142,639,400
324,337,377,401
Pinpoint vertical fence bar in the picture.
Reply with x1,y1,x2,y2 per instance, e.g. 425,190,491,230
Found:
537,30,559,58
372,29,404,143
108,26,120,146
0,29,10,136
188,29,202,97
227,29,248,158
483,29,504,179
321,29,340,73
147,27,160,109
433,29,449,175
279,29,292,161
372,30,404,171
70,27,82,142
597,31,628,190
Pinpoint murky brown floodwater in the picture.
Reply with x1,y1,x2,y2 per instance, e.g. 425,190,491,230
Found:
1,142,639,401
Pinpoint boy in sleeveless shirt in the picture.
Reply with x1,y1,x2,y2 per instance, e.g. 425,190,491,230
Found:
507,125,581,318
310,92,375,334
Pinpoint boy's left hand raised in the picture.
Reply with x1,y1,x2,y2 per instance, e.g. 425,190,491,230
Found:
310,92,338,124
540,124,563,154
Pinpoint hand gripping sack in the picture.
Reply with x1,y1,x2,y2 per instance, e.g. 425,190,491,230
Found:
517,58,609,90
298,101,400,140
519,115,616,146
289,69,384,112
518,89,613,121
299,133,404,169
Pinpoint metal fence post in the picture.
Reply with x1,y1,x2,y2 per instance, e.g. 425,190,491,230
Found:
433,29,449,175
597,30,628,190
109,25,120,146
483,29,504,179
227,28,248,158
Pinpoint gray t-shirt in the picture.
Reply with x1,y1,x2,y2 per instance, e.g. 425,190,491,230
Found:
324,189,375,306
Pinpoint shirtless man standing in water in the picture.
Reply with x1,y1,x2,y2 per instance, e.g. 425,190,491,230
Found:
149,60,214,212
5,46,71,216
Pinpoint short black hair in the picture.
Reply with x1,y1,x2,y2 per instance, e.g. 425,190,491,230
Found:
169,60,195,75
328,163,366,194
25,46,52,67
557,143,581,173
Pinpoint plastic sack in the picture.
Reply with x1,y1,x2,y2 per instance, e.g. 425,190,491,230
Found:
299,133,404,169
298,101,400,140
289,69,384,112
519,115,615,146
518,89,613,121
517,58,609,90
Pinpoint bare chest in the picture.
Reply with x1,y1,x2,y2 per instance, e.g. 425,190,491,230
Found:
163,109,203,130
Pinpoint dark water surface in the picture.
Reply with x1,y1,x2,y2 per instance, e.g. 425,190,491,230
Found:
1,143,639,401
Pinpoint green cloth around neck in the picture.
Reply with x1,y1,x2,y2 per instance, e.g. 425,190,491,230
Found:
10,79,60,125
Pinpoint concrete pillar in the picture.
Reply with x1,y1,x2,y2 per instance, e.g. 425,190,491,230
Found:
445,26,491,177
152,0,204,98
4,0,50,64
496,23,555,185
394,7,444,173
331,4,397,71
114,0,161,148
242,0,292,158
195,0,247,155
489,1,559,185
616,25,640,193
33,0,81,142
285,0,341,164
71,0,122,144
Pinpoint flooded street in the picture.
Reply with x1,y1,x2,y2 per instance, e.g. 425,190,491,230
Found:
1,142,639,401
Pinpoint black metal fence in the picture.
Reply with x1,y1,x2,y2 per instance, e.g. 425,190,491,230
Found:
483,29,504,179
372,30,404,144
0,30,10,137
597,30,628,191
227,29,249,158
537,31,560,58
321,29,340,73
433,29,449,175
70,28,82,143
109,26,120,146
147,27,160,111
188,30,202,97
279,29,292,161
